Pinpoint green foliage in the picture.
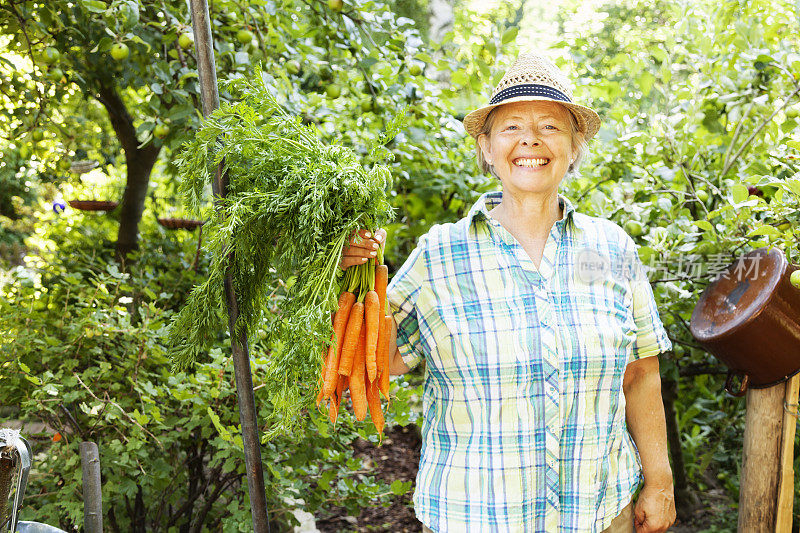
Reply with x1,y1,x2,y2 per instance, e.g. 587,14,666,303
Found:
0,214,414,530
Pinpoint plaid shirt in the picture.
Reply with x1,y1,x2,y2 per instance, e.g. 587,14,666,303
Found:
387,190,671,533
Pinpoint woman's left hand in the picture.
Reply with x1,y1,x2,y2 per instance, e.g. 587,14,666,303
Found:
633,481,676,533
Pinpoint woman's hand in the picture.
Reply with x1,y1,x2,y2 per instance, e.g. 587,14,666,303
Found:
634,480,676,532
339,228,386,270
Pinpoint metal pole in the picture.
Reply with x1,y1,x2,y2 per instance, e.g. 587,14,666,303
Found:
188,2,270,532
79,441,103,533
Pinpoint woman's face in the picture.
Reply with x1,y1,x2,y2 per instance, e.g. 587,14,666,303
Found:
477,101,576,198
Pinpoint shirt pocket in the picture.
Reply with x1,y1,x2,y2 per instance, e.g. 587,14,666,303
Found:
434,297,521,385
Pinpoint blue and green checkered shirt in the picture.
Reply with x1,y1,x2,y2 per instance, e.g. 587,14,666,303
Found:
387,190,671,532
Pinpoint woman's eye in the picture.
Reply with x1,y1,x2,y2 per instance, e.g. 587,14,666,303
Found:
504,125,519,130
543,124,557,130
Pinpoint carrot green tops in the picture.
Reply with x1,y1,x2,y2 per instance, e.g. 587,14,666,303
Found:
387,190,671,533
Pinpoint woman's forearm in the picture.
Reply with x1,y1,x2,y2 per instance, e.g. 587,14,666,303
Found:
389,348,411,375
387,318,411,375
623,356,673,487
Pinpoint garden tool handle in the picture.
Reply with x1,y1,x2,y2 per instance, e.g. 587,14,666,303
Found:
11,436,31,533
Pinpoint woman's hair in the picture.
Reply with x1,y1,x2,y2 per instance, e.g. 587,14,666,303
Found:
475,104,588,178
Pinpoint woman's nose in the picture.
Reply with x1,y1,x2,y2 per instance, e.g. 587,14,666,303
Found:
521,131,540,146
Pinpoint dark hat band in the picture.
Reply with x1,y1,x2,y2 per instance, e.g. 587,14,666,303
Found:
489,84,571,105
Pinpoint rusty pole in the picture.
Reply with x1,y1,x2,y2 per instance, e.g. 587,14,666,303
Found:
188,2,270,531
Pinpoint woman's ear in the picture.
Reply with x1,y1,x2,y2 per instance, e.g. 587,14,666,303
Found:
570,132,585,166
477,134,492,165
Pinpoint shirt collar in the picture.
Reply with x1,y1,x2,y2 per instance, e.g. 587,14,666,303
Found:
467,190,580,231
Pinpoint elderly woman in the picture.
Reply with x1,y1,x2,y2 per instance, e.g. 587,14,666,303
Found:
340,51,676,533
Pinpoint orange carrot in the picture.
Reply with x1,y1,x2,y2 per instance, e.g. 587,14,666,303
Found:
349,326,368,421
337,301,364,376
379,315,395,402
364,290,380,382
366,380,385,438
374,264,388,377
375,310,387,379
323,292,356,397
375,264,388,314
328,385,339,424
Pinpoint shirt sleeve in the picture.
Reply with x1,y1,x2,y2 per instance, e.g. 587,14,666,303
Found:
625,237,672,363
386,233,429,370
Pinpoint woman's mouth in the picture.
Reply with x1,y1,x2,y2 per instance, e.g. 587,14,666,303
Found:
513,157,549,168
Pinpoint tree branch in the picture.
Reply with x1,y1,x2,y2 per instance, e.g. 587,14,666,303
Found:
721,83,800,178
95,83,142,158
189,473,244,533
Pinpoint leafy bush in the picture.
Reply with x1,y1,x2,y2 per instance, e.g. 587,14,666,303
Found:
0,215,417,531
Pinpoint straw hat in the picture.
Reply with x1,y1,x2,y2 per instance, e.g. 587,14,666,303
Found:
463,51,601,141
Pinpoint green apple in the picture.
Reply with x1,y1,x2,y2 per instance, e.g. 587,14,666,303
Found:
178,33,194,50
32,130,44,142
42,47,60,65
153,123,170,139
624,220,644,237
791,270,800,289
237,29,254,44
360,98,373,112
47,67,64,82
110,43,129,61
285,60,300,75
408,63,422,76
695,189,709,202
328,0,343,11
325,84,341,99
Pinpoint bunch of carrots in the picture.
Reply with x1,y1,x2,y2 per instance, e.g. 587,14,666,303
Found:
316,245,395,438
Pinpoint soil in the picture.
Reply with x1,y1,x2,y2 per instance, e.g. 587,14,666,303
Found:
315,425,735,533
316,425,422,533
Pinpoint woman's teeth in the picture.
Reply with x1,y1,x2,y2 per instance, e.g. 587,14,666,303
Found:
514,158,549,168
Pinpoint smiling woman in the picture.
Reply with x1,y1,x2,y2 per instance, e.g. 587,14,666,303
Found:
476,100,589,178
340,50,676,533
477,100,577,202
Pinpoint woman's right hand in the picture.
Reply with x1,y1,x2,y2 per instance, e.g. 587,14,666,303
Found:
339,228,387,270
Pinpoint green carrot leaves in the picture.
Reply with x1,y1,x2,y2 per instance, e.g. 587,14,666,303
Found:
168,71,398,438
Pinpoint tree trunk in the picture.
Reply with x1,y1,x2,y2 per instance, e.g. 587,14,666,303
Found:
95,83,161,262
117,143,159,258
661,376,700,520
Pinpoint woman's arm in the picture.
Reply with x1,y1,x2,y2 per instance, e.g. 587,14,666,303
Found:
623,355,675,532
387,317,411,375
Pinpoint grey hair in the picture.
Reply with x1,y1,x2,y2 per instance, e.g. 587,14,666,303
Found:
475,105,588,178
